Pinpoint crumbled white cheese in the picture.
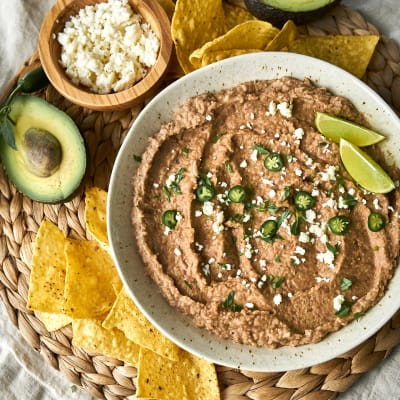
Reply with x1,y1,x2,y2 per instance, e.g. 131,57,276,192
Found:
295,246,306,256
250,149,258,162
240,160,248,168
269,189,276,198
273,293,283,305
205,114,213,121
202,201,214,216
194,210,203,217
319,165,337,182
212,210,225,233
373,198,382,210
245,302,255,309
317,250,335,268
268,101,277,116
299,232,310,243
293,127,305,140
316,276,330,283
174,248,182,256
277,101,293,118
333,294,345,311
57,0,160,94
194,242,204,252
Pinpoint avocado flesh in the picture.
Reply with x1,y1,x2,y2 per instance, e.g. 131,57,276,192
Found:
245,0,340,27
260,0,336,12
0,96,86,203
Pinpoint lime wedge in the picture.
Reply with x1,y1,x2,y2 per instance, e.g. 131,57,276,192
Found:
315,112,386,146
339,138,395,193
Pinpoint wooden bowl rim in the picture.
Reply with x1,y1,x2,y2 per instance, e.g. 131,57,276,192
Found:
38,0,173,111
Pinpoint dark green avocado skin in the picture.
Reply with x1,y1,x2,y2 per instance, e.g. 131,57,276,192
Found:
244,0,341,27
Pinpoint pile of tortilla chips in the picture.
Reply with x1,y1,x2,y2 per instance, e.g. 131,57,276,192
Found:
164,0,379,79
27,187,220,400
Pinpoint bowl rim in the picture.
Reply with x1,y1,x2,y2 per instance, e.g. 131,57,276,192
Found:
108,51,400,372
38,0,173,111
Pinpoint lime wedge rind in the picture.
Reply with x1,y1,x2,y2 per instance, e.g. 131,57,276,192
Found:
339,138,395,194
315,112,386,147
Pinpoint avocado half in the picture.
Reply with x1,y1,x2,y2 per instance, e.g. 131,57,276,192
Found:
244,0,341,27
0,96,86,203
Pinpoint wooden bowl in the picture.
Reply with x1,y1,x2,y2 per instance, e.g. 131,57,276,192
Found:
38,0,173,111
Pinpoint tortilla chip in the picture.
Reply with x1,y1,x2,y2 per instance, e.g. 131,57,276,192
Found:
102,288,180,361
72,318,140,367
223,2,256,29
172,0,227,73
190,20,279,69
85,187,108,248
137,347,220,400
265,20,299,51
197,49,263,68
27,220,67,313
37,312,72,332
63,239,122,318
288,35,379,78
156,0,175,19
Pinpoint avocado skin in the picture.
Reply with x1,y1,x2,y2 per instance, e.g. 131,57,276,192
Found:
0,96,87,203
244,0,341,27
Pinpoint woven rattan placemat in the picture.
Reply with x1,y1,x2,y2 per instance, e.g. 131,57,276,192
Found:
2,4,400,400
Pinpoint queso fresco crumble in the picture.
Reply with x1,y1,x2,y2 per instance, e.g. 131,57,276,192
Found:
57,0,160,94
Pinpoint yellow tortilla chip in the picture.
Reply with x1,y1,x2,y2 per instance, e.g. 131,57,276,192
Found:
156,0,175,20
63,239,122,318
137,347,220,400
85,187,108,248
265,20,299,51
288,35,379,78
102,288,180,361
27,220,66,313
190,20,279,69
197,49,263,68
37,312,72,332
72,318,140,367
172,0,227,73
223,2,256,29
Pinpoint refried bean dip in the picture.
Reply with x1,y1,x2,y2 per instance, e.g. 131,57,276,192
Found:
132,76,400,348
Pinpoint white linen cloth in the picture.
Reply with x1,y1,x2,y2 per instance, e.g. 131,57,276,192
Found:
0,1,400,399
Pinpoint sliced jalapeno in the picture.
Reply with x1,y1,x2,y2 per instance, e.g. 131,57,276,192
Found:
162,210,178,229
264,152,284,172
294,191,315,211
260,219,278,239
328,215,351,235
228,185,247,203
196,184,215,202
368,212,386,232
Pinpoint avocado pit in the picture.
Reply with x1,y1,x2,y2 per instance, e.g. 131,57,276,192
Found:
21,128,62,177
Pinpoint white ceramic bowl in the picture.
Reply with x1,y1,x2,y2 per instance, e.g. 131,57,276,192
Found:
107,52,400,372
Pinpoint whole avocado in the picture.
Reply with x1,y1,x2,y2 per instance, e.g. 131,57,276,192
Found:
244,0,341,27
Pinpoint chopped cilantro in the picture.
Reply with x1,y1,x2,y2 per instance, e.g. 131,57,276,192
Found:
182,147,190,157
163,185,171,201
281,185,292,201
336,302,352,317
340,277,353,291
343,193,358,209
318,141,328,147
183,280,192,289
326,242,340,256
211,132,226,144
275,255,281,263
270,275,285,289
354,311,366,321
133,154,142,162
252,144,270,155
222,291,243,312
225,161,233,173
